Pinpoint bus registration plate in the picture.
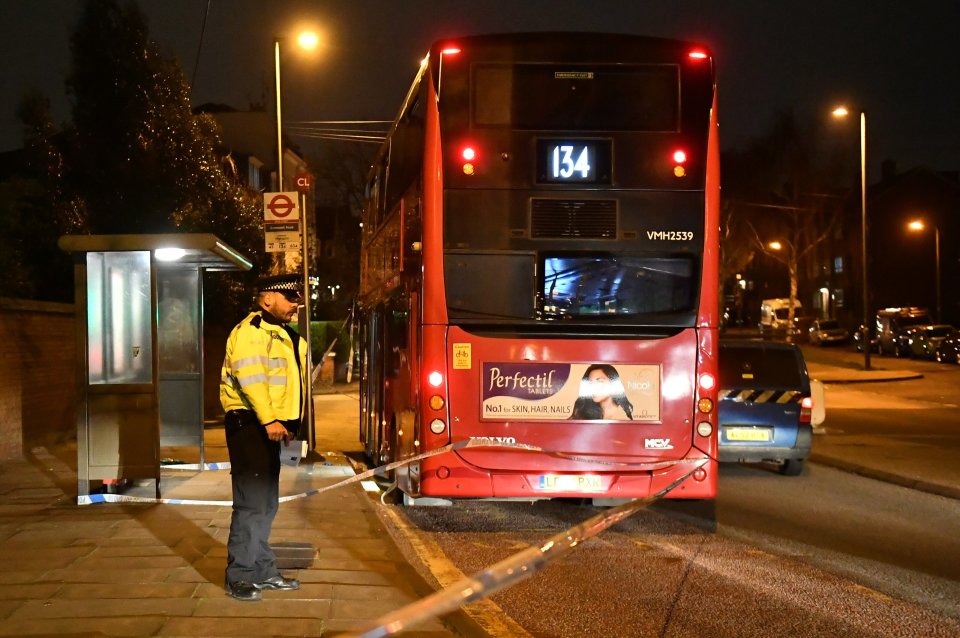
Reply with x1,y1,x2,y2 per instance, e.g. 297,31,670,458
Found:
725,427,772,442
538,474,602,491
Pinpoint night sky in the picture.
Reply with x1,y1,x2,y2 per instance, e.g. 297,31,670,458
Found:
2,0,958,176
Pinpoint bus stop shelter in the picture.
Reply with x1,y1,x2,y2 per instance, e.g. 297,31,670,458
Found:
59,234,252,497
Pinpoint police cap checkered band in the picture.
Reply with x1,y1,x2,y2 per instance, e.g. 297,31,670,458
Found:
256,274,303,294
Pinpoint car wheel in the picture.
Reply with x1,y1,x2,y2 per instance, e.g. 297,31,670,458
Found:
779,459,804,476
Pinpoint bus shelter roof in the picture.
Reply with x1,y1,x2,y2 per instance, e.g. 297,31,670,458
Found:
58,233,252,271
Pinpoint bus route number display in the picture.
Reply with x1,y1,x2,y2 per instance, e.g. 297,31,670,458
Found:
537,139,611,184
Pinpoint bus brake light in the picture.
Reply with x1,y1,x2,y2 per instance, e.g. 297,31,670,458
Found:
672,149,688,178
688,50,708,60
428,371,444,387
461,146,477,175
442,47,462,55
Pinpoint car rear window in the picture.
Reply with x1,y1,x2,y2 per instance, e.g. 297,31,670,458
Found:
719,345,803,389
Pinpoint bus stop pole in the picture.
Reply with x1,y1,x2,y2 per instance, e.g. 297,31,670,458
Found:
299,190,315,450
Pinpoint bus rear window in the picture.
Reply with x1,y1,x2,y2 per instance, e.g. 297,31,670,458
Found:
473,63,679,131
542,255,694,318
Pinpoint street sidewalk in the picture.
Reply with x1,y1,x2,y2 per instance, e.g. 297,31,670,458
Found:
804,360,960,500
0,385,474,638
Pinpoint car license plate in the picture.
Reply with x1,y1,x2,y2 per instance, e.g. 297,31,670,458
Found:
538,474,602,491
726,427,772,442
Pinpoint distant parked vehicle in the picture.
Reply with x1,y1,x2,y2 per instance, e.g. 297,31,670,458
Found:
759,298,803,334
853,324,879,353
908,325,956,359
808,319,849,346
935,332,960,364
875,307,932,357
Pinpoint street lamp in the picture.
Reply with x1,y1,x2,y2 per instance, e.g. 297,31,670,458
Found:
832,106,870,370
274,29,320,445
907,219,941,322
274,30,319,189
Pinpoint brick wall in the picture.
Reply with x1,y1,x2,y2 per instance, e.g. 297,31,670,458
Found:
0,298,77,460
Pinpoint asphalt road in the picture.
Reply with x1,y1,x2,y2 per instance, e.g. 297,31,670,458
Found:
370,346,960,637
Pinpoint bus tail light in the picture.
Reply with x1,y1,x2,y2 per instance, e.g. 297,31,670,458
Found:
429,395,445,410
697,398,714,413
428,371,444,387
688,50,709,60
429,418,446,434
696,421,713,437
672,149,688,178
461,146,477,175
800,396,813,424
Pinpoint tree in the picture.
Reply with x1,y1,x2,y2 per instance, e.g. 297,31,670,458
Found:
52,0,268,320
722,110,846,335
307,143,372,320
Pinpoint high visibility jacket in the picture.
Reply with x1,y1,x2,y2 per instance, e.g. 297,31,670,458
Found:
220,311,307,425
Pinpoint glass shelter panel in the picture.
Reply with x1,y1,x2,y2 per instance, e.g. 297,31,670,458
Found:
158,271,200,373
86,251,153,384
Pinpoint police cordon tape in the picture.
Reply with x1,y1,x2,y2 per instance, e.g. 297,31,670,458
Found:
338,459,708,638
76,437,709,506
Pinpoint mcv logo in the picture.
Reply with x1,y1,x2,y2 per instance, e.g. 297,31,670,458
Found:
644,438,674,450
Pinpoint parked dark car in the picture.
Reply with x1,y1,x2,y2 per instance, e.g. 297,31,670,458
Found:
935,332,960,364
808,319,849,346
718,340,813,476
908,324,957,359
895,325,930,358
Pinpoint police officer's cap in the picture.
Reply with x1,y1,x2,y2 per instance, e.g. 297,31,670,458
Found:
256,274,303,297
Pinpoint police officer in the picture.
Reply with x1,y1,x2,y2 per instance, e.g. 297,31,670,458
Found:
220,274,307,601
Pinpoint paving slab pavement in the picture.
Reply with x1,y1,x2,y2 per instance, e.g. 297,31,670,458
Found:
0,386,476,638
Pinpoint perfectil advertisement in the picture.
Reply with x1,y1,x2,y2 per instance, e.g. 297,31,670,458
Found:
481,362,661,422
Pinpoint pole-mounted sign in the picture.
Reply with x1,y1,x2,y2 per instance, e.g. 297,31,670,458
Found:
263,192,301,252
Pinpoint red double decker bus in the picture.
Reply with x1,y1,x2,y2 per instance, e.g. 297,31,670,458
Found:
359,32,720,504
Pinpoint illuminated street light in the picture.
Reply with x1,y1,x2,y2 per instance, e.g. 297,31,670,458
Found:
768,241,783,251
832,105,870,370
907,219,941,322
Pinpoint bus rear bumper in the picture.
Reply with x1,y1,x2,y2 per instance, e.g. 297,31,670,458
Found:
416,449,717,500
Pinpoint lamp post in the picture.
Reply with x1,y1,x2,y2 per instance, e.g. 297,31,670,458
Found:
908,219,941,322
832,106,870,370
274,30,319,446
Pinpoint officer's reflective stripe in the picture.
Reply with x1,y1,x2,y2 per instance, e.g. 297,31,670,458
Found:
720,388,803,404
268,358,286,369
269,378,287,385
237,372,268,387
232,355,269,370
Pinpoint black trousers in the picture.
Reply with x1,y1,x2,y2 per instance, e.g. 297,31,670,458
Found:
224,410,281,585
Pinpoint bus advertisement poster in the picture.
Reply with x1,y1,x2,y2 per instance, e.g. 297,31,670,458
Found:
481,362,660,422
